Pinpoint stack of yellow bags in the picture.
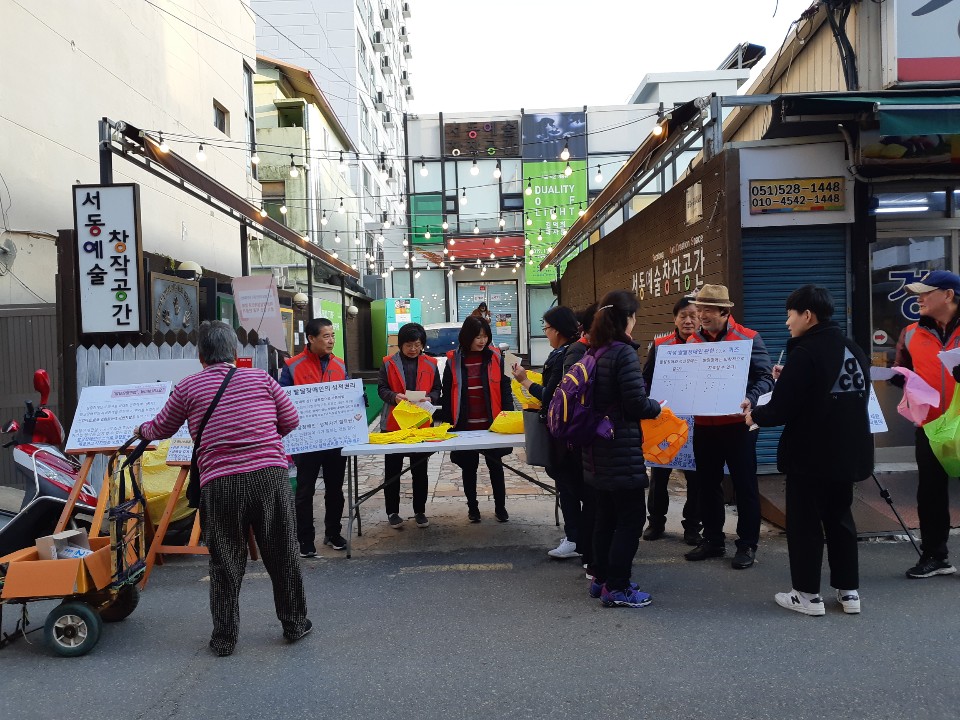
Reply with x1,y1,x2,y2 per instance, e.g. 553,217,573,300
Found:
368,423,457,445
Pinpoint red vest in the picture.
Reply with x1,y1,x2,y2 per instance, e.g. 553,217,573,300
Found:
382,353,439,432
688,315,758,425
654,330,688,348
446,347,504,427
286,349,347,384
902,321,960,424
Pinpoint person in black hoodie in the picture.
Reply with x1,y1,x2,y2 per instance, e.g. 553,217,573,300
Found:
583,291,662,608
748,285,873,617
512,306,583,559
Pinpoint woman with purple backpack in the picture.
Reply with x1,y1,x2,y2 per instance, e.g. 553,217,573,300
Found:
582,290,662,608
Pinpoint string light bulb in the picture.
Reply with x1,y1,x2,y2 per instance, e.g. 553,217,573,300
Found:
564,161,572,177
334,232,341,243
524,236,531,246
525,213,532,226
550,207,558,220
415,270,421,278
380,162,388,181
196,144,206,162
338,151,347,173
402,237,408,246
498,214,505,229
338,197,345,214
560,141,570,161
158,134,169,153
332,250,339,259
449,238,456,246
289,155,299,178
595,165,603,183
321,210,328,226
448,269,454,276
424,230,431,240
420,158,428,176
460,187,467,206
280,204,287,215
259,207,267,218
495,261,500,269
443,247,449,255
441,220,449,230
473,221,480,234
489,252,495,259
470,158,480,176
652,123,664,137
525,179,532,195
450,254,456,261
251,152,260,165
493,160,501,179
578,204,586,217
537,230,542,242
494,236,501,244
460,265,465,271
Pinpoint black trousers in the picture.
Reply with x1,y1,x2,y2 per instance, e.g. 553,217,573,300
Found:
693,422,761,550
449,450,506,510
785,473,859,593
383,452,431,516
647,466,701,532
201,467,308,652
915,427,952,560
590,486,645,591
294,448,347,541
547,446,587,545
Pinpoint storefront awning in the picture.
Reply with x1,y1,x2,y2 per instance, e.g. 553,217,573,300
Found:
774,91,960,138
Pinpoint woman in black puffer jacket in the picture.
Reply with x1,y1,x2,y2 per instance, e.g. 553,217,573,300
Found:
584,290,662,608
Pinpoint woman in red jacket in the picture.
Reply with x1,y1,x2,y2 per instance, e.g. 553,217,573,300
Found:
441,315,513,523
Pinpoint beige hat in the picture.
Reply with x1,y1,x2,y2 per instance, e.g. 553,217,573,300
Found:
690,284,735,308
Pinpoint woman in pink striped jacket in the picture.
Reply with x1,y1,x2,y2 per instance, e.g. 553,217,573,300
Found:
137,321,311,657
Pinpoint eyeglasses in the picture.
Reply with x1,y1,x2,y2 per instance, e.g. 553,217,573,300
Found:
542,324,554,332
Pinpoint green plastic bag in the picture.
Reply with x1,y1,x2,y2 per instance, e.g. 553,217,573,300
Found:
924,387,960,476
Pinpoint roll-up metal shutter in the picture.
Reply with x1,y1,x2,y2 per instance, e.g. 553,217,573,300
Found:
740,228,849,468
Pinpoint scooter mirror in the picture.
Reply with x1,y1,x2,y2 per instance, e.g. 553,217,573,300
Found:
3,420,19,434
33,369,50,406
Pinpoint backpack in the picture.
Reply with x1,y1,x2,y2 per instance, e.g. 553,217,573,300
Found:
547,342,621,446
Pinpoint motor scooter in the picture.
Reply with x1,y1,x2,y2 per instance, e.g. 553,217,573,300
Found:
0,370,97,557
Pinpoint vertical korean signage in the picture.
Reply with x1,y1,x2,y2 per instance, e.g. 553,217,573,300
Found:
523,161,587,284
73,184,143,333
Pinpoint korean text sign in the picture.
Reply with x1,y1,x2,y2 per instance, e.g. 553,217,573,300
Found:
66,382,172,453
282,379,367,454
73,184,143,333
649,341,752,416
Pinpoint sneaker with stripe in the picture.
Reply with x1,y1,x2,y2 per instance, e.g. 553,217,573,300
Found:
774,589,825,616
836,590,861,614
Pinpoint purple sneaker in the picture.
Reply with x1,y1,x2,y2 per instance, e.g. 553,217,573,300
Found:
600,584,652,608
589,580,640,599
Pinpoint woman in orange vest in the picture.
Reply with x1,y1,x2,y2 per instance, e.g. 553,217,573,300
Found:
377,323,441,529
441,315,513,523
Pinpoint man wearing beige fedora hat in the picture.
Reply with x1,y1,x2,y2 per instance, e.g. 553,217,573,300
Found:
684,284,774,570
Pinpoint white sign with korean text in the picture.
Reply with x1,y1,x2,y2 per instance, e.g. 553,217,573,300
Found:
282,379,367,454
649,341,752,416
66,382,172,453
73,185,142,333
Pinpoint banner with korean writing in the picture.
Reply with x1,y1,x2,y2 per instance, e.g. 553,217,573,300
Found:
649,341,752,416
66,382,172,453
524,161,586,285
282,379,367,454
73,184,143,333
232,274,288,352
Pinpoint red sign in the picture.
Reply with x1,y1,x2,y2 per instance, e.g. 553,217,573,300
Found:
236,357,253,368
446,236,524,261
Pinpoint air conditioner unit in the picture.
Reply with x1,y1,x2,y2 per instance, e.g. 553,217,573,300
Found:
399,69,410,86
402,2,411,18
403,43,412,59
399,26,408,40
371,31,384,51
383,111,395,128
381,8,393,28
375,90,387,111
381,56,393,74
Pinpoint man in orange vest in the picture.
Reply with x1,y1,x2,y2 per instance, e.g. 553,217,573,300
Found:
280,317,350,556
377,323,441,529
684,284,774,570
894,270,960,579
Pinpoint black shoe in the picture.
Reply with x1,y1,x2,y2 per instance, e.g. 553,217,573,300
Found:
414,513,430,528
685,541,725,561
299,541,317,558
683,530,702,547
209,640,234,657
467,507,481,523
323,534,347,551
284,619,313,643
495,507,509,523
731,547,756,569
643,524,665,541
906,555,956,578
388,513,404,529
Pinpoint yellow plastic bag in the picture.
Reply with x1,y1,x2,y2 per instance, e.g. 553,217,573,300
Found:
369,424,456,445
641,408,689,465
140,440,194,525
392,400,432,430
512,371,543,410
490,410,524,434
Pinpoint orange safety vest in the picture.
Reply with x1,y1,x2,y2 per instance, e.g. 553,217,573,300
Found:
654,330,687,348
382,352,439,432
285,349,347,384
687,315,758,426
902,321,960,424
446,347,504,427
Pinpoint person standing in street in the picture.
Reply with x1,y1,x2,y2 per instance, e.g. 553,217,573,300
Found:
685,284,774,570
641,296,702,545
583,290,663,608
441,315,513,523
377,322,442,529
747,286,872,616
512,306,583,559
279,317,350,555
137,321,310,656
892,270,960,578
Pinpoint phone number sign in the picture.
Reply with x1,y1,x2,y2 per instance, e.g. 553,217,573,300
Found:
748,176,845,215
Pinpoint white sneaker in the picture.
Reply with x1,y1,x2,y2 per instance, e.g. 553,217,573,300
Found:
774,589,825,616
836,590,861,614
547,538,580,559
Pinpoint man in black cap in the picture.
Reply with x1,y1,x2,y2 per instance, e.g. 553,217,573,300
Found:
893,269,960,579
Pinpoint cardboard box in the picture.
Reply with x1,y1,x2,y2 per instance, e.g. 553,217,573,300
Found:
1,536,113,599
36,529,90,560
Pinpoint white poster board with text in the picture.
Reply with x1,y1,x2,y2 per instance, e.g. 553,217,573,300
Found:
282,379,367,454
649,340,752,416
66,382,172,453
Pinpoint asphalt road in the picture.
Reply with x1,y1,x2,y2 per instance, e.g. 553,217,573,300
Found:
1,534,958,720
